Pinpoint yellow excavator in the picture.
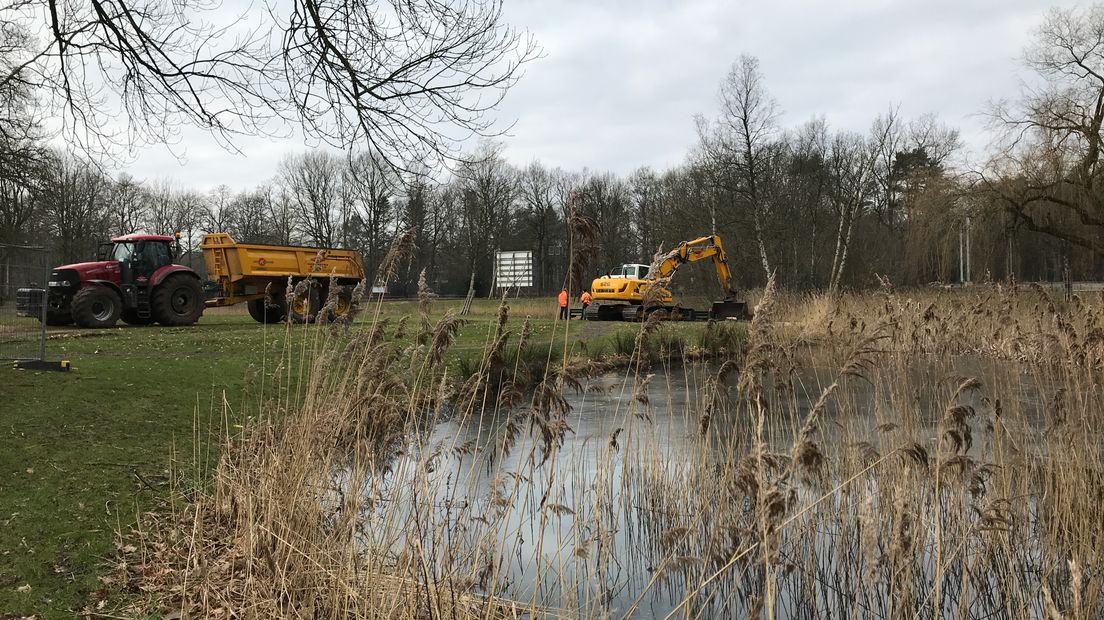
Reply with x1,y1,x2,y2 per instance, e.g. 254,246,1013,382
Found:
584,234,751,321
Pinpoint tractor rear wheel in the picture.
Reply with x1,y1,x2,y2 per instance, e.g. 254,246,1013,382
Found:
120,309,155,326
247,293,287,324
152,275,205,326
71,286,122,328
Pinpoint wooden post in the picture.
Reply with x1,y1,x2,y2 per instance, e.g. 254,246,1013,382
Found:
461,272,476,315
1063,255,1072,303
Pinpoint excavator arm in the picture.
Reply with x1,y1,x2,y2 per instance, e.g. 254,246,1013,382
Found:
652,235,739,299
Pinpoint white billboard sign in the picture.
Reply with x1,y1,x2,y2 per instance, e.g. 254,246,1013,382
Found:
494,250,533,289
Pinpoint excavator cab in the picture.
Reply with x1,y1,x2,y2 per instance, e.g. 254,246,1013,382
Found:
605,264,649,279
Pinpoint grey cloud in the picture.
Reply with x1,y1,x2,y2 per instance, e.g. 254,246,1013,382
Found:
117,0,1068,188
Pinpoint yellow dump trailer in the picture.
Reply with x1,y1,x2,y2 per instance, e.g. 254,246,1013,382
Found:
201,233,365,323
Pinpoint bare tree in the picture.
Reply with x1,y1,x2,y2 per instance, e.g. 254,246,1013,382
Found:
981,4,1104,254
264,184,297,246
577,172,631,274
171,190,208,267
144,181,181,236
0,23,44,192
457,142,515,291
627,167,663,260
825,113,897,293
1,0,537,168
0,162,37,244
279,152,341,247
346,151,395,273
106,173,146,235
229,189,274,243
517,162,560,292
395,174,433,293
205,185,235,236
698,54,780,280
425,183,461,290
0,24,44,245
38,152,109,262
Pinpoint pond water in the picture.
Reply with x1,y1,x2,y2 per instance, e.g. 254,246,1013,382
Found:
359,358,1060,618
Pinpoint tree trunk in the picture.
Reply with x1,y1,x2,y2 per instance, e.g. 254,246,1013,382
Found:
753,207,772,280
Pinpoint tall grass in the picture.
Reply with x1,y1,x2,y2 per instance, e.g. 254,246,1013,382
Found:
117,282,1103,618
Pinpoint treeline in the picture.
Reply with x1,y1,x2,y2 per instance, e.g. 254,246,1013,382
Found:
0,129,1098,298
4,7,1104,296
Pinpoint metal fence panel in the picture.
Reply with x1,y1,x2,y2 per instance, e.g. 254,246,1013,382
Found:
0,243,50,362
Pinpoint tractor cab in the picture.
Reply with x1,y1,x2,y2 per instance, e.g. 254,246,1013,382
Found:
98,235,177,280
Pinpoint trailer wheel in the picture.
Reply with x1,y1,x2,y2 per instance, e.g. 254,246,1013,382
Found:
288,280,320,324
247,294,287,324
120,309,155,326
71,286,122,328
152,275,205,326
318,284,354,322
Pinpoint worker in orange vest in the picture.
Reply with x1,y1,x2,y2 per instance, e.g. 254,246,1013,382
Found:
558,288,569,320
580,290,592,318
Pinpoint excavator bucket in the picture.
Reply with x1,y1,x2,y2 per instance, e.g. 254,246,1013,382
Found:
710,299,752,321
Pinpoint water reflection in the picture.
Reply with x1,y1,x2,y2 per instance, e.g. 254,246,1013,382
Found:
362,358,1052,618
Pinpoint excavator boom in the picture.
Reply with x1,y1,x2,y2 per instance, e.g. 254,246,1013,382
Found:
653,235,738,299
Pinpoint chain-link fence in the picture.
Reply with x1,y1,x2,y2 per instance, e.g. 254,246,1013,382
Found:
0,243,50,362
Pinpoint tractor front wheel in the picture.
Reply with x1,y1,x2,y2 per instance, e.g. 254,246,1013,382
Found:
152,275,205,326
71,286,122,328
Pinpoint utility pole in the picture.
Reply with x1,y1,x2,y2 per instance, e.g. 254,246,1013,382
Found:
958,213,972,285
959,224,964,284
965,214,972,284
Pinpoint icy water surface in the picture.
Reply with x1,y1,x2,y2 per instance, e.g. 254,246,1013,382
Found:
363,358,1055,618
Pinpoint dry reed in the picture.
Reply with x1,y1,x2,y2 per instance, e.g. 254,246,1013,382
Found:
112,283,1104,619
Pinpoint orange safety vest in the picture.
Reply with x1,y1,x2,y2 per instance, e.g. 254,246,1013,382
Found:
558,290,569,307
581,291,592,304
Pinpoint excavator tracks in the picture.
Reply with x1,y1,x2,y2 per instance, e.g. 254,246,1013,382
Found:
579,303,717,322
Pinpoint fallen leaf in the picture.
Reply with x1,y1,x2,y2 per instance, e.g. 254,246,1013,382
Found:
16,583,31,592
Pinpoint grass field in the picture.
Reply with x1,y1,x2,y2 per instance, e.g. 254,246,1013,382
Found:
0,297,681,618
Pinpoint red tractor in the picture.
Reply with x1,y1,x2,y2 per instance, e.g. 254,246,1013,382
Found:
19,233,205,328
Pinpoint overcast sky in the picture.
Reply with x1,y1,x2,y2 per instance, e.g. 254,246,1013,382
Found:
120,0,1062,191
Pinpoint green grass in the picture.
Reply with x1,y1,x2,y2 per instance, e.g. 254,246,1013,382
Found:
0,315,279,618
0,298,730,617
